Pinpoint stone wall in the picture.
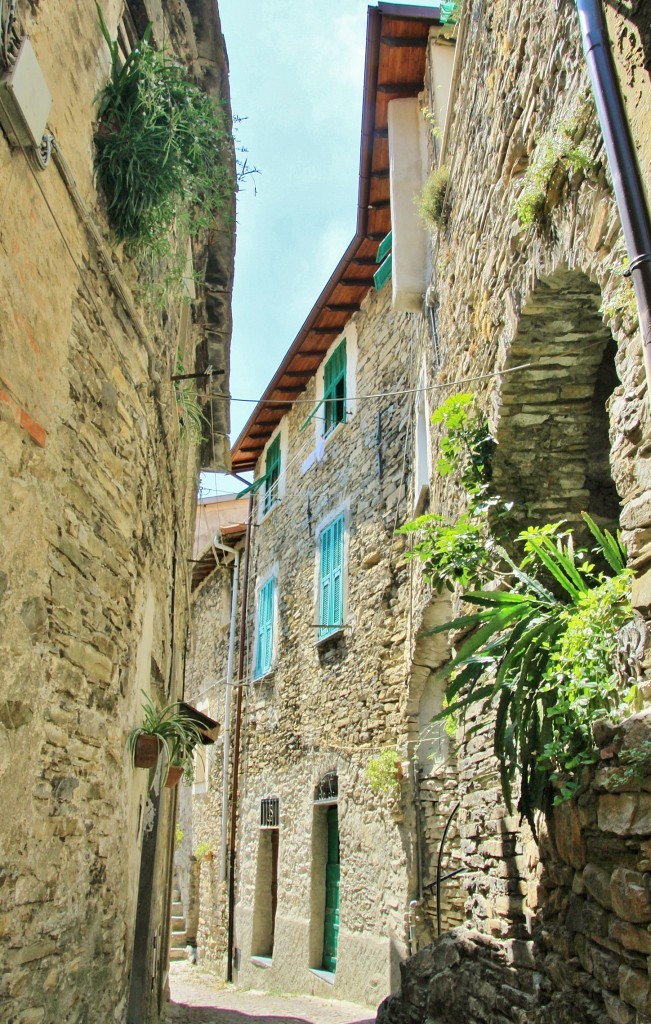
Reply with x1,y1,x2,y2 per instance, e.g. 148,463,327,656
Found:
377,0,651,1019
182,281,470,1003
0,2,232,1021
379,712,651,1024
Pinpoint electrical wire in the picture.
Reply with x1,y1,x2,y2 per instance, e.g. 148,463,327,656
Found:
205,360,534,410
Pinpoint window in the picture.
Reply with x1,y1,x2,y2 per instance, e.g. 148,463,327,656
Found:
374,231,392,291
323,340,347,436
318,515,344,640
254,577,275,678
263,434,281,514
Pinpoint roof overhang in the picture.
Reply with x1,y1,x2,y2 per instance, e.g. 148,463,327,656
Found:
231,2,440,473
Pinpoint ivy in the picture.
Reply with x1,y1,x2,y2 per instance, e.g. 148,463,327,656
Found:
399,394,507,592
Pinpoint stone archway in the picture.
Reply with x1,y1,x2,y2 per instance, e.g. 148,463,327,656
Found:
492,267,620,531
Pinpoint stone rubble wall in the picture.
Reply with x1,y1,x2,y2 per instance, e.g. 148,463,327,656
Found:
378,713,651,1024
376,0,651,1018
0,2,232,1021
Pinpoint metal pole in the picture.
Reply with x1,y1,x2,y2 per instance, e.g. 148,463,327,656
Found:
218,546,240,882
574,0,651,391
226,490,254,982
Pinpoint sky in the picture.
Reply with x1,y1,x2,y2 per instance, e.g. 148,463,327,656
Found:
201,1,434,497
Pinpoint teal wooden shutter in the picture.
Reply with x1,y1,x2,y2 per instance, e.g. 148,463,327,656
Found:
374,231,392,290
264,435,281,513
254,577,275,677
319,516,344,638
323,340,347,436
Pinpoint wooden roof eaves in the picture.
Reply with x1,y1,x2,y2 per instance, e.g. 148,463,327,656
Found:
231,3,440,472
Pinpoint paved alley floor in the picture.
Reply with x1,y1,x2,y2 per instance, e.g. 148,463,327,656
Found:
165,962,377,1024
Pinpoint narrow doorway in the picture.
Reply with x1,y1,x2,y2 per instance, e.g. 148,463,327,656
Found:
251,797,279,961
322,805,340,972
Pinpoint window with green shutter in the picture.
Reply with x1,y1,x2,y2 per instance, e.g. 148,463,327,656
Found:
374,231,392,291
323,340,346,436
318,515,345,639
254,577,275,678
263,435,281,514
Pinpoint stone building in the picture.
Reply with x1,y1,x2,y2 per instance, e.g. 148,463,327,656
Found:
182,0,651,1021
179,4,466,1007
0,2,233,1022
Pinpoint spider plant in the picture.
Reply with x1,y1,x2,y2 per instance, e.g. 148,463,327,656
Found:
128,695,204,784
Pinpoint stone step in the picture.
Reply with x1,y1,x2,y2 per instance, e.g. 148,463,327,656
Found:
171,901,183,915
170,932,187,948
171,917,186,933
169,947,187,961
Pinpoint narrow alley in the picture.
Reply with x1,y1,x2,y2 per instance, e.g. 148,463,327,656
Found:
165,963,375,1024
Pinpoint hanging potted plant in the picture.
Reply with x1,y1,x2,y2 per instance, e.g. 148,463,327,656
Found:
128,696,204,787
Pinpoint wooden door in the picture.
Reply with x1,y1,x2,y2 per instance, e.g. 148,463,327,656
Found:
322,805,340,972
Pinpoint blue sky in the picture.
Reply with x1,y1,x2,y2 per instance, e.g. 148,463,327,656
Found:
202,1,433,496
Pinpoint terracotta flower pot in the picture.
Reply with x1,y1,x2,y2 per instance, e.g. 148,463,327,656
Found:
134,734,160,768
165,765,184,788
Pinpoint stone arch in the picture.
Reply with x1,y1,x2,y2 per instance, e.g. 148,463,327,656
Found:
492,266,620,531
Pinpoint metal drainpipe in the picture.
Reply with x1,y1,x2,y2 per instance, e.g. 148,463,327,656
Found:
226,489,254,982
211,536,240,883
574,0,651,391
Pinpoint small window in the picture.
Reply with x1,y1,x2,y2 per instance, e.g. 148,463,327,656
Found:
318,516,344,639
263,435,281,514
254,577,275,678
261,797,280,828
323,341,347,436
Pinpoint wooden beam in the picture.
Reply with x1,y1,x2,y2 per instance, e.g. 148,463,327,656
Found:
325,303,360,313
298,348,331,356
340,276,375,286
351,256,378,266
377,82,423,95
366,232,386,242
272,386,304,394
381,35,427,47
369,199,390,210
374,127,388,139
371,168,390,179
309,329,339,336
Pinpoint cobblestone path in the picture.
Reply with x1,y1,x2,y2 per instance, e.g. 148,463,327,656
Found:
166,962,377,1024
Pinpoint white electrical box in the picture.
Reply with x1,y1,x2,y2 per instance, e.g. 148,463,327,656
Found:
0,37,52,149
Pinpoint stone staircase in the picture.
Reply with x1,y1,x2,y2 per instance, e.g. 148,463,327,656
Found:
169,877,188,962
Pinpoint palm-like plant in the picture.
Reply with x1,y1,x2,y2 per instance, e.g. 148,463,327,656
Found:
427,513,635,826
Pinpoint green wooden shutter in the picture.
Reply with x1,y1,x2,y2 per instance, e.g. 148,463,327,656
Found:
374,231,392,291
322,805,340,972
323,340,347,436
319,516,344,638
263,435,281,513
254,577,275,677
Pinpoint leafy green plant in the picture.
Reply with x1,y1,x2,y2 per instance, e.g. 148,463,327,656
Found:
174,351,206,443
418,165,450,230
609,742,651,788
94,4,232,263
399,394,507,591
366,749,402,794
425,514,635,826
194,841,213,860
601,257,638,328
175,823,184,847
515,96,596,227
128,694,204,785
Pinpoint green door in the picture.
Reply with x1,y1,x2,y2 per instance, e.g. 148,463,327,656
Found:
322,805,340,972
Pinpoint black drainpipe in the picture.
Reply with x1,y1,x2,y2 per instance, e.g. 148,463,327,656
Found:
574,0,651,391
